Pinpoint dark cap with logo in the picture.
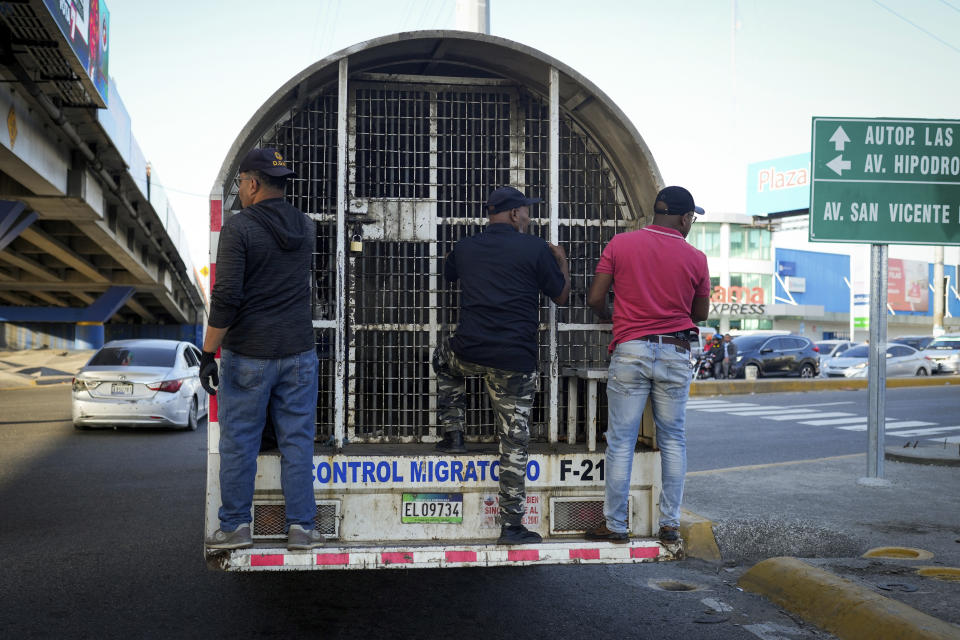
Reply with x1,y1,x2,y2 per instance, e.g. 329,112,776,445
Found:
654,185,705,215
485,186,542,215
238,147,295,178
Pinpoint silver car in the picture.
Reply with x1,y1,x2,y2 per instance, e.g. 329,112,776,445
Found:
821,343,933,378
920,335,960,374
72,339,209,430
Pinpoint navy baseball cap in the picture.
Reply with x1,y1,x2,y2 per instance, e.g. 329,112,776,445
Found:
485,186,542,214
654,186,705,215
238,147,295,178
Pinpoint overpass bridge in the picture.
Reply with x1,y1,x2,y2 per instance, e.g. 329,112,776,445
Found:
0,1,204,349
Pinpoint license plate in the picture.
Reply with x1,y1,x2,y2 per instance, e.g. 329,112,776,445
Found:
401,493,463,524
110,383,134,395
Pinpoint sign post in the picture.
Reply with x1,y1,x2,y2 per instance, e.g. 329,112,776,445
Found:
810,116,960,481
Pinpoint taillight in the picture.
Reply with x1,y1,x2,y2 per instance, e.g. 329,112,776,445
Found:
72,377,81,392
812,346,820,352
147,379,183,393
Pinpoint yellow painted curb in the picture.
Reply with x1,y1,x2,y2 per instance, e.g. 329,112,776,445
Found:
679,508,721,563
739,557,960,640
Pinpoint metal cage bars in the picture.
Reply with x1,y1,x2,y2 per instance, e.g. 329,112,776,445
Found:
234,61,633,448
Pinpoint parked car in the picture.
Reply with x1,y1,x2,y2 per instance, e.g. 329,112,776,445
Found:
731,334,820,379
72,339,209,430
821,343,932,378
816,340,859,359
919,335,960,374
890,335,935,351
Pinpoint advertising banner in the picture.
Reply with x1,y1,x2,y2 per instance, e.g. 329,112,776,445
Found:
746,153,810,216
887,258,929,312
42,0,110,106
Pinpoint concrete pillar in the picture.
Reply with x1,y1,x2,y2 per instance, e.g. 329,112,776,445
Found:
75,322,104,350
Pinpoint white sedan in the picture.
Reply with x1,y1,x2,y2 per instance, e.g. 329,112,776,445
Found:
72,339,209,430
821,343,933,378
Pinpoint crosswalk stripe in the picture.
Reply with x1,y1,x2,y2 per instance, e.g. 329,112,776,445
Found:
764,412,856,422
800,416,869,426
688,402,760,409
839,421,936,432
886,425,960,437
728,409,815,416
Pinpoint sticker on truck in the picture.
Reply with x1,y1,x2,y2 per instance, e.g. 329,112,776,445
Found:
401,493,463,523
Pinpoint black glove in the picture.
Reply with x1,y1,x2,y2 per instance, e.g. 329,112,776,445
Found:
199,351,219,396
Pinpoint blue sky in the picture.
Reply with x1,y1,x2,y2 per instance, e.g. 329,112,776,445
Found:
106,0,960,270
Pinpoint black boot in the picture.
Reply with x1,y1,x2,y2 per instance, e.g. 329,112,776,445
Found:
435,430,467,453
497,524,542,545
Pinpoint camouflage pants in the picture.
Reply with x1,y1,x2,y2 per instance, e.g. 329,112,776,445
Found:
432,339,536,527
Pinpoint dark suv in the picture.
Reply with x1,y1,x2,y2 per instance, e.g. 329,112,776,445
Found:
732,334,820,378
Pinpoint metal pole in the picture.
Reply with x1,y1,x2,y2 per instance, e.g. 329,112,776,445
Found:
934,246,945,335
547,67,560,444
334,57,348,449
865,243,888,480
848,255,855,341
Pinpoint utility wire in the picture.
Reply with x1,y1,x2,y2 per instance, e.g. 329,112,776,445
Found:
872,0,960,55
936,0,960,14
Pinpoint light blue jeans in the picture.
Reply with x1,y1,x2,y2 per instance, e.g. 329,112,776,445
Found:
218,348,319,532
603,339,692,533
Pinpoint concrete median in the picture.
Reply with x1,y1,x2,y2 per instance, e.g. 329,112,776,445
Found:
690,375,960,396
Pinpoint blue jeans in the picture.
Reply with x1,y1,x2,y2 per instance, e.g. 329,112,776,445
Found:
603,339,691,533
218,348,319,531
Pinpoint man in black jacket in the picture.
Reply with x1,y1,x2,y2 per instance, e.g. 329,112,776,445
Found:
201,148,322,552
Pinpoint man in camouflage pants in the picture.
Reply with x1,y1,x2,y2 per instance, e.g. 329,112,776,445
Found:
432,186,569,545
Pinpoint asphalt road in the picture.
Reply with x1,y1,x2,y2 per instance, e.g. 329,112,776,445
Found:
685,385,960,472
0,384,852,640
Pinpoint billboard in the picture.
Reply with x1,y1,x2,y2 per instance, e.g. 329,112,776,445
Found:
745,153,810,216
42,0,110,106
888,258,929,312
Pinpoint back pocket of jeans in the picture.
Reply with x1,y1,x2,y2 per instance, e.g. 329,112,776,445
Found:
231,359,263,390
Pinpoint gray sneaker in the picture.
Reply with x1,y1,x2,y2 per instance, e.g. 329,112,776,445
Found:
287,524,324,551
205,524,252,550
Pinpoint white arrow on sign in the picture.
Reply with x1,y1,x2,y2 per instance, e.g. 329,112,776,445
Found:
827,155,851,175
829,126,850,151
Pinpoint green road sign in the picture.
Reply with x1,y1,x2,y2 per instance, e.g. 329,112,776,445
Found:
809,117,960,245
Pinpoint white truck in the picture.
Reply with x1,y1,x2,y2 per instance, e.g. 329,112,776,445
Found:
205,31,676,571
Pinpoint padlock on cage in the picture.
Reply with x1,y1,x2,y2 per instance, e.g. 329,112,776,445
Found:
349,234,363,252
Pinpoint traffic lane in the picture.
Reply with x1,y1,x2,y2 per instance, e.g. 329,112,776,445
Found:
684,386,960,472
0,386,822,640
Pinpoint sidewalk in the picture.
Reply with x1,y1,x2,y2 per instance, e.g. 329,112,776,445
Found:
0,349,93,388
683,450,960,638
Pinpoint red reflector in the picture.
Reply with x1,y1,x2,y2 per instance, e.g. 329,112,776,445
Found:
251,554,284,566
569,548,600,560
631,546,660,559
507,549,539,562
147,379,183,392
316,553,350,565
445,551,477,563
381,552,413,564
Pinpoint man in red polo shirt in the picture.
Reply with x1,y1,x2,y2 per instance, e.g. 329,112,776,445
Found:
585,186,710,545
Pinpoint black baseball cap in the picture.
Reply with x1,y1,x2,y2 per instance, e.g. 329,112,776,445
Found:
654,186,705,215
485,186,542,214
238,147,295,178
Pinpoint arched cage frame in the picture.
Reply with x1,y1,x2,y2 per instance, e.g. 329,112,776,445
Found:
209,32,663,450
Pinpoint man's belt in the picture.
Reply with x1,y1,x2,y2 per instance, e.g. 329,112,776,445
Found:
637,333,691,351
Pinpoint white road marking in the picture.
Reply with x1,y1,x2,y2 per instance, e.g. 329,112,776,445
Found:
700,597,733,612
729,409,819,417
744,622,808,639
887,425,960,437
688,403,762,410
938,435,960,443
773,401,856,408
763,411,856,421
839,421,935,432
800,416,869,426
